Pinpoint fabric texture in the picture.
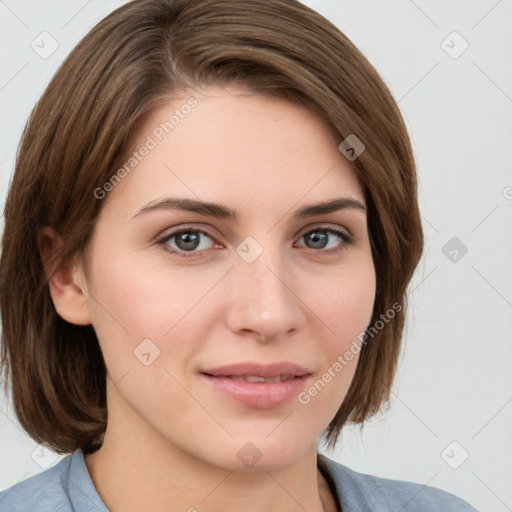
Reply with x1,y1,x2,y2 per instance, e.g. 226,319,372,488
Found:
0,449,479,511
317,454,479,511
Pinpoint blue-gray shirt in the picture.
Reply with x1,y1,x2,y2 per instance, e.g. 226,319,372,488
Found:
0,450,479,511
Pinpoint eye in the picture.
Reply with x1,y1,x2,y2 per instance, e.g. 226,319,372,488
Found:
157,225,354,259
295,226,353,254
158,228,218,258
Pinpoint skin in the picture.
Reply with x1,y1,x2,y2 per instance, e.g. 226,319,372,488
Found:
41,86,376,512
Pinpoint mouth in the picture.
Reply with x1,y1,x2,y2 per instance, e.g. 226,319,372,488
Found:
199,362,312,408
200,361,311,379
211,374,298,383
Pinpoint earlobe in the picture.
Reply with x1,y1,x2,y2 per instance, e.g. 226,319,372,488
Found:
38,227,93,326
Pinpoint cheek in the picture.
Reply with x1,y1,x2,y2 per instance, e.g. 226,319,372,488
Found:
84,260,220,431
300,263,375,401
84,252,226,374
308,261,376,344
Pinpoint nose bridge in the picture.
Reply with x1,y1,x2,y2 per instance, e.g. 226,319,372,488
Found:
228,239,301,340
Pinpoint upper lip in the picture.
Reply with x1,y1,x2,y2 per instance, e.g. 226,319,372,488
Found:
201,362,311,378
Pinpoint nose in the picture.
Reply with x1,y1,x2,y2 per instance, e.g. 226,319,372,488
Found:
225,246,304,342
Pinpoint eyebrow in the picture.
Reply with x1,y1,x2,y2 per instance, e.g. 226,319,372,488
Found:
132,196,366,221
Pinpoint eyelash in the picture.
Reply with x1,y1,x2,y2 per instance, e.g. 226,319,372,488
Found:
156,225,354,259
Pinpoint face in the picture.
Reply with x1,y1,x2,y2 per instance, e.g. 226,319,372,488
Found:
77,87,376,471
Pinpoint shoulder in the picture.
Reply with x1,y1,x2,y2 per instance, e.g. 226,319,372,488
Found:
0,450,107,512
0,453,74,512
318,454,479,512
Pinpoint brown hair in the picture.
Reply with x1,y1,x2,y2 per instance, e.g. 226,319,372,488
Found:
0,0,423,454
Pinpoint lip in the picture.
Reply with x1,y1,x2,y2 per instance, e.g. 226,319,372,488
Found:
200,362,312,409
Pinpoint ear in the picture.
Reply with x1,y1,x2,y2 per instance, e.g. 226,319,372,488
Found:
38,226,92,326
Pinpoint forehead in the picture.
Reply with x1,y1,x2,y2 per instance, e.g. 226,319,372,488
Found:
100,87,364,221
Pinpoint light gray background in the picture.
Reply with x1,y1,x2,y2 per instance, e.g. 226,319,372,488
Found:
1,1,511,511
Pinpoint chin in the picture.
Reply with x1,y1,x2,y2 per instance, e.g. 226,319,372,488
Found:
193,430,318,473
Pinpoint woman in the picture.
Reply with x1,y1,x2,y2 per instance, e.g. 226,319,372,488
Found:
0,0,478,510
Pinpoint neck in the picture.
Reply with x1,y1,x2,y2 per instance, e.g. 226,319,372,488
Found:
84,392,334,512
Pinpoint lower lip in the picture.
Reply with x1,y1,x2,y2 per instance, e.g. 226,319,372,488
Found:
200,374,311,409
